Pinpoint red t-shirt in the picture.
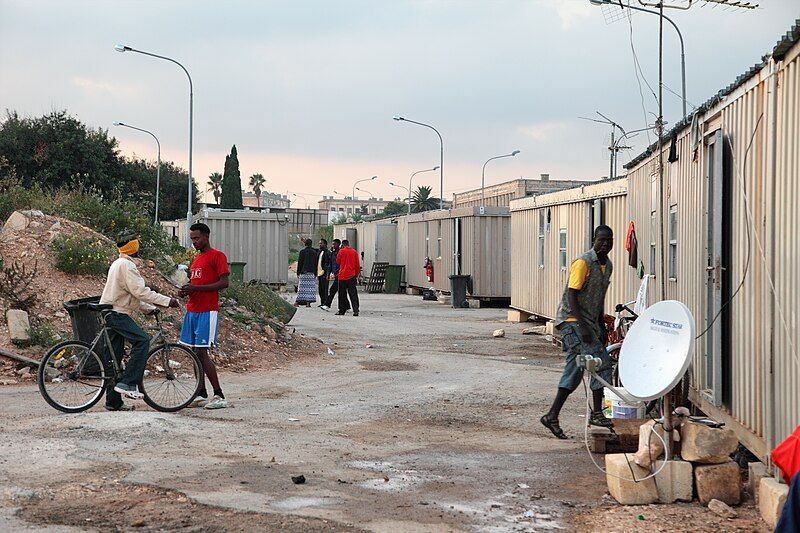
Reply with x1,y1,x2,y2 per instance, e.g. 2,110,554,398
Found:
336,246,360,281
187,248,230,312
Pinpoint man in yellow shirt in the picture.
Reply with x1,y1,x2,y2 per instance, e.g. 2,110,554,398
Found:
541,225,614,439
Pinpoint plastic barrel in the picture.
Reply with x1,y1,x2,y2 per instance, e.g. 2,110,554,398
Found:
229,262,247,284
384,265,404,294
449,275,471,309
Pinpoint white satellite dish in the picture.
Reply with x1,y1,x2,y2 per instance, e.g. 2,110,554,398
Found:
618,300,695,401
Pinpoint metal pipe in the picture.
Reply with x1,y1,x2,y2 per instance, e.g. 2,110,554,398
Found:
113,122,161,223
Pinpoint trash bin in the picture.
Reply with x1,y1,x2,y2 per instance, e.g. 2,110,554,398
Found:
63,296,103,373
449,275,472,309
229,262,247,284
384,265,404,294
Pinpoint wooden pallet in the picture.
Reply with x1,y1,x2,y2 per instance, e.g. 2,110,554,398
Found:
365,262,389,293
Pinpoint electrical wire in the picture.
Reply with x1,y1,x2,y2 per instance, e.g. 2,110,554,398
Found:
624,1,658,143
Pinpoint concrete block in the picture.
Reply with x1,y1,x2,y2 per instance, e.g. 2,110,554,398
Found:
748,462,767,503
507,309,531,323
758,477,788,529
437,294,451,305
653,460,693,503
6,309,30,341
694,461,741,506
605,453,658,505
406,287,422,296
467,299,480,309
681,421,738,464
545,321,555,335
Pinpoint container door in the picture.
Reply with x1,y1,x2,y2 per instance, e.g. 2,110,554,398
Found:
346,227,358,251
453,218,462,275
702,129,730,407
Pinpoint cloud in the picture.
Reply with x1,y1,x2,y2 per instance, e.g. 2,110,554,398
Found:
517,122,567,142
71,76,141,99
550,0,593,30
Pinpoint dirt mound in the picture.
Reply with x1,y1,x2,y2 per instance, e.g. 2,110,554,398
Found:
0,210,309,384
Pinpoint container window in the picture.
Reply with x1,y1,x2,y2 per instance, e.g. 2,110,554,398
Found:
436,221,442,259
649,210,656,276
425,222,430,257
669,205,678,280
559,229,567,270
538,211,546,268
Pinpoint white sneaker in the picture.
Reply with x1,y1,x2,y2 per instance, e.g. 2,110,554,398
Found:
189,396,208,408
113,383,144,400
320,305,329,311
204,395,229,409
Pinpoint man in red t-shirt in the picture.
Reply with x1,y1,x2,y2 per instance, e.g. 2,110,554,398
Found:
179,223,230,409
335,239,360,316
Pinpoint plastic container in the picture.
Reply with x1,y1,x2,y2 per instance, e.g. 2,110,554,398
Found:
449,275,472,309
228,262,247,284
63,296,103,373
604,387,645,419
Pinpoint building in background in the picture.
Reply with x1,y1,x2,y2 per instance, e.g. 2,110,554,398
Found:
243,191,290,209
452,175,591,208
319,195,394,218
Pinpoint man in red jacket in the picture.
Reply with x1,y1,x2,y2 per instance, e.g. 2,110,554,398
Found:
335,239,360,316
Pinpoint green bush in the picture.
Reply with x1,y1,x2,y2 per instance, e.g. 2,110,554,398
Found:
12,321,64,348
224,283,296,325
50,235,114,276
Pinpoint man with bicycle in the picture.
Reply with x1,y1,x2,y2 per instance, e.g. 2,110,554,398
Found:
100,236,179,411
541,225,615,439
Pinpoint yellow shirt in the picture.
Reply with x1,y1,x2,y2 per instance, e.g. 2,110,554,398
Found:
564,259,607,322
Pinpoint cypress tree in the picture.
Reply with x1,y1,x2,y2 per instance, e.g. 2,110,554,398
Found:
220,145,243,209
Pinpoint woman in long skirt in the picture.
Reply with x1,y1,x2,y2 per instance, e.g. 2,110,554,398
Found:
295,239,318,307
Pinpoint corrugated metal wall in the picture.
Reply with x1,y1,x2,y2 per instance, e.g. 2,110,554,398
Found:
510,180,628,319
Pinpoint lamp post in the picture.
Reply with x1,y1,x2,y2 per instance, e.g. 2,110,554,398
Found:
388,181,411,214
292,193,309,209
481,151,520,210
393,116,444,209
356,187,373,198
113,121,161,223
405,166,439,215
352,175,377,217
588,0,687,119
115,44,194,242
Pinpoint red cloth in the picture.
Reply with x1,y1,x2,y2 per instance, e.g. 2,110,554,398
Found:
187,248,230,312
773,424,800,484
336,246,360,281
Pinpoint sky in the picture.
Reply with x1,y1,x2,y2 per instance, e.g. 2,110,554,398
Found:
1,0,797,207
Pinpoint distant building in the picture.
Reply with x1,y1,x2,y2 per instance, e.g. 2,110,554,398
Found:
319,195,394,217
452,175,592,208
243,191,290,209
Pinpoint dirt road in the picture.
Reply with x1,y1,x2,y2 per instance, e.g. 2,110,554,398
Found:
0,293,766,531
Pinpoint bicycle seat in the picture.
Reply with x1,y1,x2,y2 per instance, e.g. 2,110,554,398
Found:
88,303,113,312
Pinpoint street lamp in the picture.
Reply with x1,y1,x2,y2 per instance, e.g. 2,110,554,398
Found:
292,193,309,209
393,116,444,210
403,166,439,215
481,151,520,210
352,175,377,217
388,181,411,214
355,187,373,198
588,0,687,119
115,43,194,242
113,122,161,223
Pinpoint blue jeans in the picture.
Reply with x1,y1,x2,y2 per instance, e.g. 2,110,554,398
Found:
102,312,151,408
776,471,800,532
557,322,612,392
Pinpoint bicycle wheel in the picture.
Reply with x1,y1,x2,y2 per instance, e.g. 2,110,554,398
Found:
140,343,201,412
38,341,107,413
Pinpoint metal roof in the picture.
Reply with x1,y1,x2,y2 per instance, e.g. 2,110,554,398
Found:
625,18,800,170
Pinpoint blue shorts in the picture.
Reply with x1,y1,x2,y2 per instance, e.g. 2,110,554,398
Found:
557,322,612,392
180,311,219,348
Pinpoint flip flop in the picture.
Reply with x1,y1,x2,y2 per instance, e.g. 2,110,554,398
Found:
540,415,568,440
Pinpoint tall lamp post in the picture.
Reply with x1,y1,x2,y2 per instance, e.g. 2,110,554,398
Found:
113,121,161,223
352,175,377,217
405,166,439,215
393,116,444,210
115,44,194,242
588,0,687,119
292,193,309,209
356,187,373,198
388,182,411,214
481,151,520,210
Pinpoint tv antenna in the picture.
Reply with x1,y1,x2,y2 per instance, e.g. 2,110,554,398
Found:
578,112,626,180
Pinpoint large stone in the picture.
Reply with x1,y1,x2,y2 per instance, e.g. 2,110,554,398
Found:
3,211,32,232
708,499,738,519
694,461,741,505
6,309,31,341
633,420,666,467
507,309,531,323
545,321,555,336
467,299,481,309
681,421,739,464
605,453,659,505
492,329,506,338
653,459,693,503
758,477,788,529
522,325,546,335
748,462,768,503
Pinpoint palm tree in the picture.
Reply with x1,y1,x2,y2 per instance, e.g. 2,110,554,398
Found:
411,185,439,212
207,172,223,205
249,173,266,207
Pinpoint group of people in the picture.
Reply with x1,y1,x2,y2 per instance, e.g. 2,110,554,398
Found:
295,237,361,316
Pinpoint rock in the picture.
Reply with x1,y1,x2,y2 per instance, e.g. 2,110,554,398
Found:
3,210,36,232
545,321,555,335
168,269,189,288
708,498,738,519
522,326,546,335
694,461,741,505
758,477,788,529
291,475,306,485
681,421,738,464
16,367,31,377
748,462,767,503
493,329,506,338
6,309,31,341
49,221,61,232
653,460,693,503
54,311,66,319
605,453,658,505
633,420,666,467
262,326,277,340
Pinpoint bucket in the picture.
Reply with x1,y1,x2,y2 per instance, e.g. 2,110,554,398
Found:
604,387,645,419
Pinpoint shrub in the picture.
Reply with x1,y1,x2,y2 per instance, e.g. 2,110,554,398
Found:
12,321,64,348
0,259,37,310
50,235,114,276
224,282,295,325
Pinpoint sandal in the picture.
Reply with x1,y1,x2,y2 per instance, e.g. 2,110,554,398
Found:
589,410,614,428
540,415,568,440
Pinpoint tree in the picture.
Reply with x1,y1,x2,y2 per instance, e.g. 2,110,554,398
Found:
207,172,223,204
248,173,266,207
118,157,199,221
220,145,243,209
381,200,408,216
411,185,440,212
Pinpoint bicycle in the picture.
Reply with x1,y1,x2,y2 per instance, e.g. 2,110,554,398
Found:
38,303,202,413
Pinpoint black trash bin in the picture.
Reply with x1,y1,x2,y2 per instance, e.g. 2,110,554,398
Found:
63,296,103,373
449,275,472,309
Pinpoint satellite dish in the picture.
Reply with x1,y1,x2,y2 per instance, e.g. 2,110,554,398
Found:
618,300,695,401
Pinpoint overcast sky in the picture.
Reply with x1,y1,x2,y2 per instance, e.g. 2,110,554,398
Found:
1,0,797,206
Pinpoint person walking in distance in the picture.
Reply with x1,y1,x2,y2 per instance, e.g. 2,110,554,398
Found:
317,238,332,308
540,225,615,439
295,239,318,308
335,239,360,316
179,223,230,410
321,239,341,311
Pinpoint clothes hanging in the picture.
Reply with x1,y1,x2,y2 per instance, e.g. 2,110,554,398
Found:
625,221,639,269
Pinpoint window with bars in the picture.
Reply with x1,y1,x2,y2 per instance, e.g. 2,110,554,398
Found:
538,210,546,268
559,229,567,269
436,221,442,259
650,210,657,276
669,206,678,280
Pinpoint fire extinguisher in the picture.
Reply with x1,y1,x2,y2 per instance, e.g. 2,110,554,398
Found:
424,257,434,283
